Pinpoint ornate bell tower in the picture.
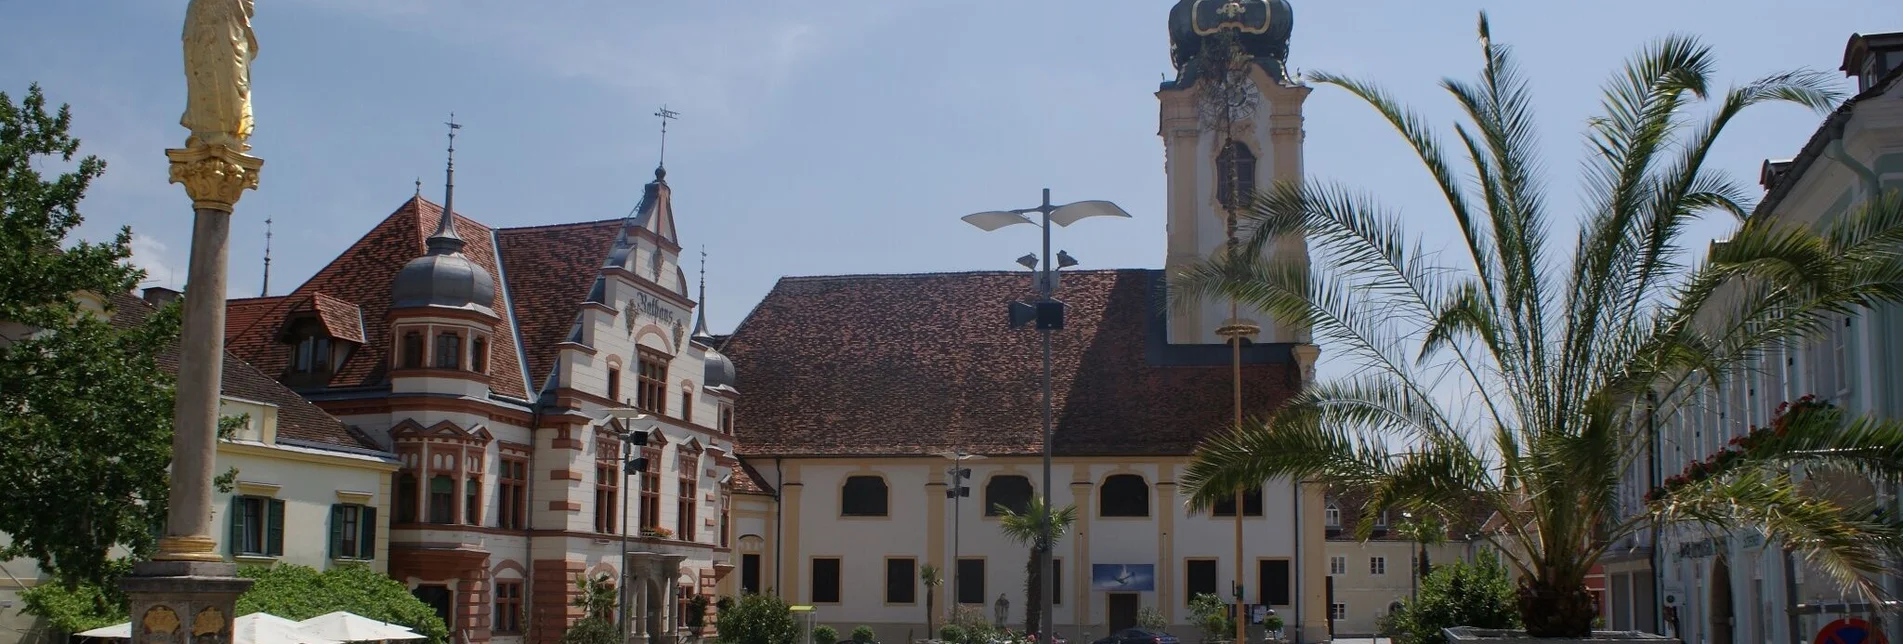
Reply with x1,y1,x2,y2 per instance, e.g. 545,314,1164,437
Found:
1158,0,1312,346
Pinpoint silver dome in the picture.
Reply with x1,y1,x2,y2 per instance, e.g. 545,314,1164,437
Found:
703,346,736,390
391,252,496,315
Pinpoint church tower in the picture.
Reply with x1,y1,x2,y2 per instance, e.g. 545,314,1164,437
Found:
1158,0,1311,346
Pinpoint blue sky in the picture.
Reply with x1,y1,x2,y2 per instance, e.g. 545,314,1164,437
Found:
2,1,1892,382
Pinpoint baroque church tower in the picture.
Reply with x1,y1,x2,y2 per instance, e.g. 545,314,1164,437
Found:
1158,0,1312,346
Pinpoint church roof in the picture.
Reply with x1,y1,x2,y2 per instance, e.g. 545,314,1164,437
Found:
113,292,379,452
719,269,1303,458
223,196,627,402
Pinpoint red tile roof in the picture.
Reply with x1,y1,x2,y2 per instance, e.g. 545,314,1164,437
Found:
494,219,626,395
112,292,377,452
718,269,1303,457
300,292,366,344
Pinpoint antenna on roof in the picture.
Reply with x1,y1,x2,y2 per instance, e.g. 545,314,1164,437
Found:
654,104,681,170
260,216,273,297
693,245,709,337
426,114,466,255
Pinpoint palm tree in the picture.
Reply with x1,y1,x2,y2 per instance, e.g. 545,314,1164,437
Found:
922,564,943,637
996,498,1079,637
1171,12,1903,639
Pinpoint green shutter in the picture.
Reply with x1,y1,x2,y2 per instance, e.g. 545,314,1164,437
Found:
267,499,285,557
360,507,378,560
329,505,345,559
228,497,245,555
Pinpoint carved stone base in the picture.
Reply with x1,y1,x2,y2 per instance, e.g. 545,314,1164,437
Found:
153,535,225,563
121,560,253,644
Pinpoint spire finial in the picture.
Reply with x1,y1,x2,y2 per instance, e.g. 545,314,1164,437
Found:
260,216,273,297
414,177,422,198
427,114,466,255
692,245,710,338
654,105,681,173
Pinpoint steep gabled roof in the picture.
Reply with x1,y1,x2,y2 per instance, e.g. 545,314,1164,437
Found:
493,219,626,397
719,269,1303,457
111,292,377,452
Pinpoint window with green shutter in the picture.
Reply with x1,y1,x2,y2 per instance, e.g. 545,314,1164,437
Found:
229,496,283,557
329,504,378,560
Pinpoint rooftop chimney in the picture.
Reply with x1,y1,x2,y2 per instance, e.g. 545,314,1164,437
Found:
143,286,182,307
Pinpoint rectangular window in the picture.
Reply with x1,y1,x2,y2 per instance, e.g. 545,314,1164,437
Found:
1212,486,1265,517
886,558,917,604
956,559,985,605
329,504,377,560
495,581,523,634
434,332,461,369
812,558,842,604
500,459,528,530
682,392,694,423
1258,559,1290,606
1186,559,1218,601
1052,558,1063,606
678,452,698,541
742,554,762,595
636,351,669,414
596,465,618,534
641,447,662,529
607,367,622,403
228,496,284,557
464,478,481,526
718,405,734,434
1328,556,1345,576
1330,603,1346,621
1370,557,1387,575
428,476,455,524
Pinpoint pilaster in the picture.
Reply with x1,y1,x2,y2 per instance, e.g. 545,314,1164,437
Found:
1154,477,1178,624
1069,480,1094,628
779,467,804,599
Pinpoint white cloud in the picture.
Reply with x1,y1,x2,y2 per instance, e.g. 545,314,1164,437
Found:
129,233,182,292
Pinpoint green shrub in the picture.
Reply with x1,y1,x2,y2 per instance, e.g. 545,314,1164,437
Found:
814,625,839,644
688,594,711,630
236,564,448,644
1384,552,1520,644
19,577,127,634
1137,607,1167,631
560,617,619,644
851,625,877,643
939,625,967,643
716,592,799,644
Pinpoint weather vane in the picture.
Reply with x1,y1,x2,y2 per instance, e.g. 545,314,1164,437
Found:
655,105,681,167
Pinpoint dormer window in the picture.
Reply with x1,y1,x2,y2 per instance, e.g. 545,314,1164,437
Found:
434,331,462,369
293,335,331,374
1216,142,1256,210
401,332,424,369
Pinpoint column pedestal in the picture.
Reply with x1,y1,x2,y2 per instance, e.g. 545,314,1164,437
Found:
122,561,252,644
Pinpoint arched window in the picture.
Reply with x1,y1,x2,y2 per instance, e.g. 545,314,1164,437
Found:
1216,142,1257,210
434,332,462,369
470,337,488,373
1324,503,1341,527
607,367,622,402
1099,474,1149,517
400,332,424,369
984,475,1033,517
429,475,455,524
395,473,418,523
464,478,482,526
841,476,889,517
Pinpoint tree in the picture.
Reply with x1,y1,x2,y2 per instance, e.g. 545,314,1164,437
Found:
235,564,450,644
715,592,799,644
1172,12,1903,638
920,564,943,637
1188,593,1235,643
0,83,176,592
561,572,619,644
994,498,1078,636
1382,553,1520,644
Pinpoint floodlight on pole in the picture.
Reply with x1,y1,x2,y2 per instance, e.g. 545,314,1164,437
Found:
960,188,1127,640
605,408,654,644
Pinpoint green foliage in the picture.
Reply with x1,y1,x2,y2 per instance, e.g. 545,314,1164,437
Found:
235,564,449,644
17,558,131,634
572,572,617,619
1383,554,1520,644
920,564,943,637
688,593,711,630
813,625,838,644
1136,607,1167,631
1188,593,1234,642
850,625,876,643
993,498,1078,634
560,617,620,644
0,84,177,592
1262,613,1283,632
938,625,965,643
1171,10,1903,639
948,606,998,644
715,592,798,644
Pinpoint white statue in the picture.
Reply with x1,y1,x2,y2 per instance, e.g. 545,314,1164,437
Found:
179,0,258,151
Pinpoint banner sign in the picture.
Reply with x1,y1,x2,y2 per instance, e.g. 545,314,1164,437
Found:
1091,564,1155,591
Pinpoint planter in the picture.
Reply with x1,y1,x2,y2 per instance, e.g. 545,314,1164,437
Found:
1442,627,1680,644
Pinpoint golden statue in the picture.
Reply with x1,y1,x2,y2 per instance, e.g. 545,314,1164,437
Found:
179,0,258,151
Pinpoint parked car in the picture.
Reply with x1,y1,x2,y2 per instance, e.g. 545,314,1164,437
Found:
1090,629,1178,644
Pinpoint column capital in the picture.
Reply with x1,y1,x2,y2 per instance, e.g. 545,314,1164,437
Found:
166,144,263,212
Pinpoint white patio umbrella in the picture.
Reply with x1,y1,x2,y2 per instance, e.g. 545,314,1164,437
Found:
75,622,131,639
296,611,426,641
233,613,342,644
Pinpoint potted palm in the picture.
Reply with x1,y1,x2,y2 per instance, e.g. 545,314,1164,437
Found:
1172,11,1903,642
995,498,1079,638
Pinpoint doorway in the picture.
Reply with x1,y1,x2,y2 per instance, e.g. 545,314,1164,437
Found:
413,585,453,636
1108,593,1140,632
1709,559,1734,644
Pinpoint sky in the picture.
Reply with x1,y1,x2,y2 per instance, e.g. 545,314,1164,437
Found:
1,0,1894,385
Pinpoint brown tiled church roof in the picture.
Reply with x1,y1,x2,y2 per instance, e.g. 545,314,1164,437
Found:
719,269,1303,457
223,197,627,403
111,292,377,451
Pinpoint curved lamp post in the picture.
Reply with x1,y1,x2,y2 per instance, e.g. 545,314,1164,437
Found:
963,189,1129,639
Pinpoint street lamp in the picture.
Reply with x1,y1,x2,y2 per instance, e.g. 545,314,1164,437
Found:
607,409,655,644
937,449,986,611
962,189,1130,639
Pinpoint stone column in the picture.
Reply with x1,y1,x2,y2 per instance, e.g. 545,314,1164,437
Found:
122,2,266,638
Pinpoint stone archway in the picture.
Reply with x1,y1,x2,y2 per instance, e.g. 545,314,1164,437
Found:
1709,558,1734,644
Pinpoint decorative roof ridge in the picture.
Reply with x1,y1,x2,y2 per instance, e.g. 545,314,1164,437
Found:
493,217,626,235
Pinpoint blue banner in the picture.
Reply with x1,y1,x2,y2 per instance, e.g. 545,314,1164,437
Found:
1090,564,1156,591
